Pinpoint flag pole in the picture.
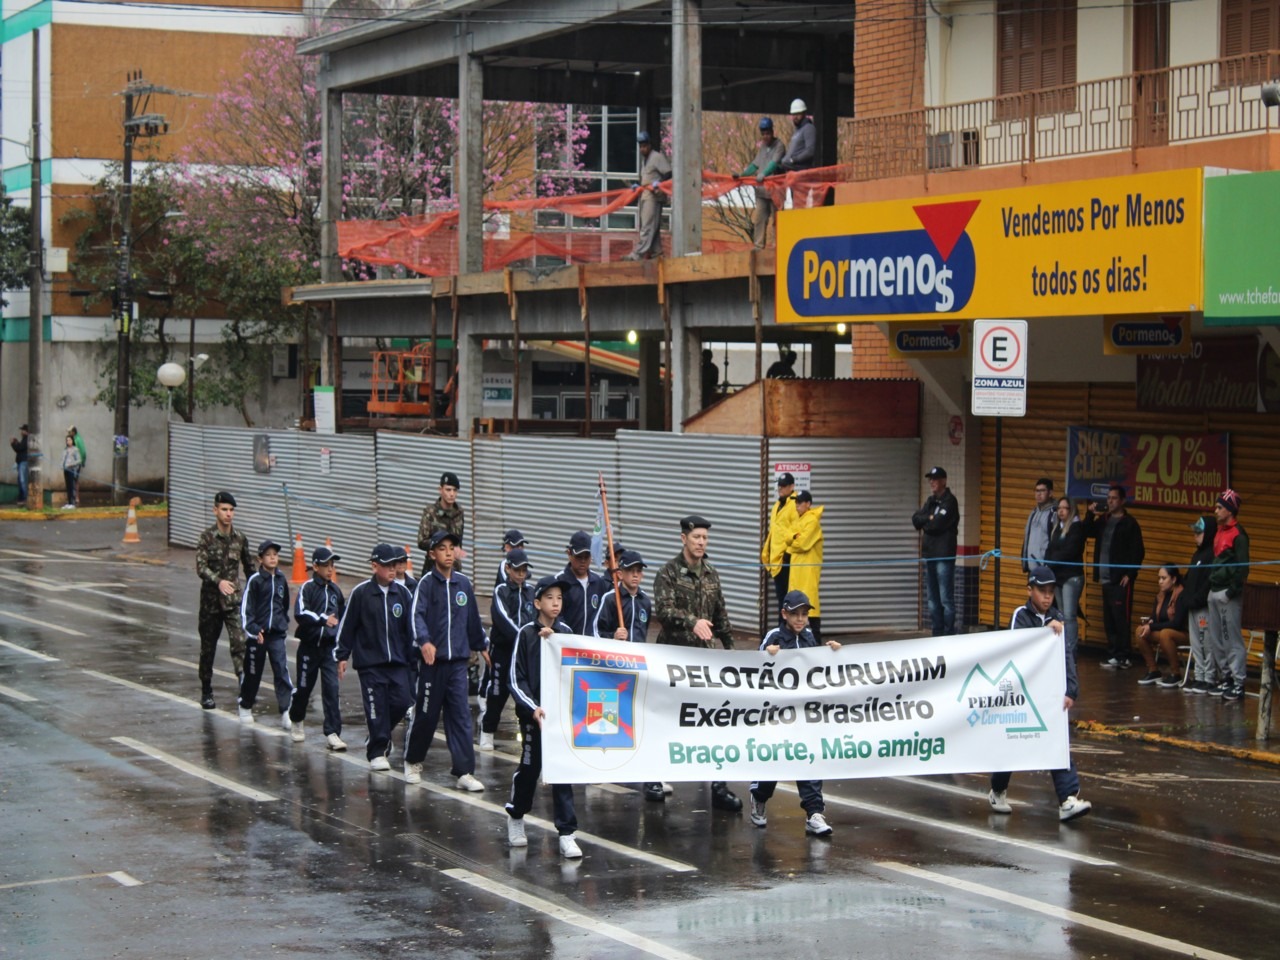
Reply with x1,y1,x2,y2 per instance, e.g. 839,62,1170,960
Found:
598,472,625,626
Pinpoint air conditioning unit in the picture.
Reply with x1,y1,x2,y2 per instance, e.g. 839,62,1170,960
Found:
926,132,955,170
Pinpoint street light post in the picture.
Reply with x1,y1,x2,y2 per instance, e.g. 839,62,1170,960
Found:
156,362,185,512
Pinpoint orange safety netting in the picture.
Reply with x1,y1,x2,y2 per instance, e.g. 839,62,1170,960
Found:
338,166,852,277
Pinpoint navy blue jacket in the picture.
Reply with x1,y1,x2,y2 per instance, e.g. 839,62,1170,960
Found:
593,586,652,643
411,567,487,661
334,578,416,669
510,618,570,715
240,568,290,640
758,622,818,651
294,574,345,646
558,566,609,636
1010,600,1078,701
490,579,535,651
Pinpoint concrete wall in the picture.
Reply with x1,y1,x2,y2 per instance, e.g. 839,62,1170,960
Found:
1171,0,1218,67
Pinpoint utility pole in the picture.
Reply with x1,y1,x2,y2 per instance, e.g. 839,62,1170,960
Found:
26,29,43,510
111,71,168,504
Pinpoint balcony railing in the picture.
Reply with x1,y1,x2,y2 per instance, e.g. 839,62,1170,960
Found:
849,50,1280,181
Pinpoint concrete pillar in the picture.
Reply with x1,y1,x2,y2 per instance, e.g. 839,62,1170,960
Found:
638,336,663,430
457,47,484,274
671,0,702,257
517,349,533,419
669,302,700,431
811,333,837,378
319,79,343,283
456,331,485,437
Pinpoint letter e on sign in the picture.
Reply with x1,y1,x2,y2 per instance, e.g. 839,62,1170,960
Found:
972,319,1028,417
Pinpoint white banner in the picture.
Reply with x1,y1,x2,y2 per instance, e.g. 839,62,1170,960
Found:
540,629,1070,784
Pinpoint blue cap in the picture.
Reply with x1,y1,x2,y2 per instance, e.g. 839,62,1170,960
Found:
534,574,572,599
257,538,282,556
636,131,651,145
617,549,646,569
759,117,773,131
369,543,399,565
311,545,340,564
505,547,530,568
428,529,461,550
503,528,527,547
567,530,592,555
1027,564,1056,586
782,590,811,611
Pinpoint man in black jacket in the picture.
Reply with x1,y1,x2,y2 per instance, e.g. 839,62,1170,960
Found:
912,466,960,636
1082,484,1145,669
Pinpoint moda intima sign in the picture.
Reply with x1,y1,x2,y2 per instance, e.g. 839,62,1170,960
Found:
1136,335,1261,413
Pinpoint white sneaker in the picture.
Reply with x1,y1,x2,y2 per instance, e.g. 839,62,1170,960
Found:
749,795,768,827
290,720,305,743
1059,794,1092,822
507,817,528,847
479,731,495,751
369,756,391,772
404,762,423,784
326,733,347,751
988,789,1012,814
280,712,292,732
60,503,74,510
662,782,674,795
457,773,485,792
559,834,583,858
237,705,254,725
805,812,833,837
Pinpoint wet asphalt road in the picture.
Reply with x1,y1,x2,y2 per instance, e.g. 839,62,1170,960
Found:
1,519,1277,960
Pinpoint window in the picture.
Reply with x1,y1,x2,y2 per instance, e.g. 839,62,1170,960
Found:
536,105,645,232
1220,0,1280,84
996,0,1077,114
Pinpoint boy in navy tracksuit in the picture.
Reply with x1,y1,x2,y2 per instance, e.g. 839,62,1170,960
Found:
559,530,608,635
506,574,582,858
480,547,534,751
987,565,1092,822
404,530,489,791
749,590,840,837
334,543,417,770
238,539,295,728
592,549,652,643
289,545,346,750
494,529,528,586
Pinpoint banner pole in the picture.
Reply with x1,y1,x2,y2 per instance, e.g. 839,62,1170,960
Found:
598,472,625,626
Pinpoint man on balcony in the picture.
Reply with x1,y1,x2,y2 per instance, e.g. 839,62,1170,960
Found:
624,131,672,261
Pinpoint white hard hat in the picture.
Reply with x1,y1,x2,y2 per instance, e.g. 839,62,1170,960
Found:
790,98,808,114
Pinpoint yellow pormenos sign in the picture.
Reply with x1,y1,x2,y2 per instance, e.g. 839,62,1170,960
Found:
776,168,1204,323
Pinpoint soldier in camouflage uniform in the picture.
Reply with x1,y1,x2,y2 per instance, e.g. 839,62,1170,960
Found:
417,470,466,561
651,514,742,811
195,491,255,709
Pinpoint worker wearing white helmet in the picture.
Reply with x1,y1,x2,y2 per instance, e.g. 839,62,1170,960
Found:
780,97,816,172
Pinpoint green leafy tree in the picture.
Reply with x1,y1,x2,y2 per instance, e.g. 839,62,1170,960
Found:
0,189,30,306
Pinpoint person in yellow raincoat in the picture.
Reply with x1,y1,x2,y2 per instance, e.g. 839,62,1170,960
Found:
786,490,825,641
760,473,798,623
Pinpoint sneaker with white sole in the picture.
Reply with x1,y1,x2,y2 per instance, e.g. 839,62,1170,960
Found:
280,712,292,731
237,705,254,725
507,817,528,848
290,721,305,742
479,732,495,751
988,789,1012,814
805,812,833,837
457,773,485,792
662,782,674,795
749,795,767,827
326,733,347,752
559,834,583,858
404,762,423,784
1058,794,1092,821
369,756,391,772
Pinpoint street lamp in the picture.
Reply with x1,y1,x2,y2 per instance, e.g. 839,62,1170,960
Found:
156,361,185,505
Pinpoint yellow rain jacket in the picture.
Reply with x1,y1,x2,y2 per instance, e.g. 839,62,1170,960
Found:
787,504,824,616
760,494,798,577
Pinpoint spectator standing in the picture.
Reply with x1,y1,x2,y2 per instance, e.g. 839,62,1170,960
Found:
1082,484,1145,669
623,131,671,261
1182,515,1219,694
60,435,81,509
10,424,29,503
734,117,785,248
766,350,797,379
760,472,798,624
701,349,719,408
1022,478,1055,571
68,426,86,475
1208,489,1250,701
912,466,960,637
786,489,825,642
1044,497,1087,654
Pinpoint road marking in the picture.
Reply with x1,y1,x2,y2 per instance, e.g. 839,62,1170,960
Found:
82,669,288,737
890,775,1030,806
442,867,704,960
0,871,142,892
331,751,696,873
0,578,160,628
0,571,191,613
158,655,237,681
774,784,1114,866
878,861,1243,960
0,607,84,636
0,682,37,702
0,549,44,559
43,550,106,561
0,638,60,661
112,736,278,802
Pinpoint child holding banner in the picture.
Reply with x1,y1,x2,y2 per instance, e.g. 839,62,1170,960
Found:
748,590,840,837
988,565,1092,822
506,575,582,858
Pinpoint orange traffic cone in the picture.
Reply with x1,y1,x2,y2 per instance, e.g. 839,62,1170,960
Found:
121,497,141,543
290,533,307,584
404,546,413,577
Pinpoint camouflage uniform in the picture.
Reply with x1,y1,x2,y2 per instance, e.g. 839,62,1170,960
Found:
196,523,255,686
653,553,735,649
417,498,465,551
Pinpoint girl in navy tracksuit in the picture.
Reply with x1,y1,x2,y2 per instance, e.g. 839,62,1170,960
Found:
289,546,346,747
238,539,294,727
333,544,417,768
404,530,489,790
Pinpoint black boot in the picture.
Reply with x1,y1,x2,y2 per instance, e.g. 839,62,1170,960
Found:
710,781,741,811
643,782,666,802
200,686,216,710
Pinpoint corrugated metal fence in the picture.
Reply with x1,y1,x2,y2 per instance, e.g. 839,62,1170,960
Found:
170,424,921,633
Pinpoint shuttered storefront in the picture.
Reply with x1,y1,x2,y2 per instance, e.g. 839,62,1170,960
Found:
980,383,1280,647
